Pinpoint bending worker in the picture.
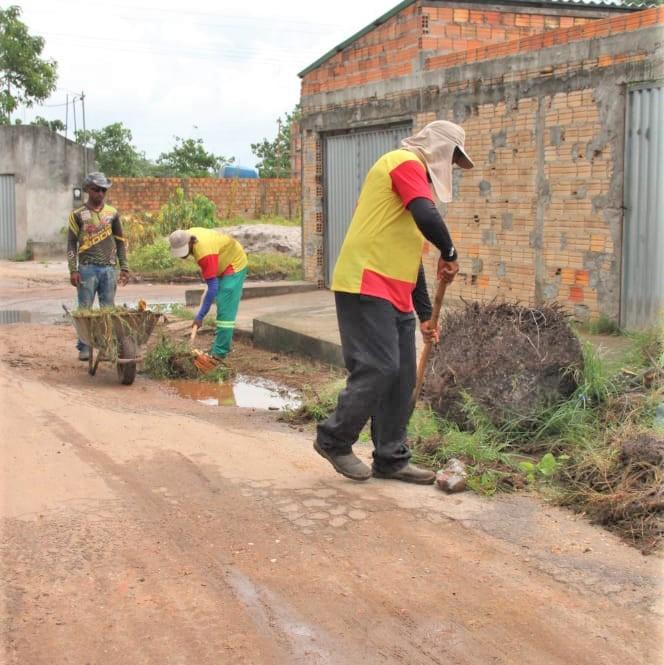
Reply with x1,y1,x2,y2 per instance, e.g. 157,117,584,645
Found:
169,227,248,361
314,120,474,485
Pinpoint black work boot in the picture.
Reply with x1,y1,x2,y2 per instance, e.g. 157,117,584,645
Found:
313,441,371,481
372,464,436,485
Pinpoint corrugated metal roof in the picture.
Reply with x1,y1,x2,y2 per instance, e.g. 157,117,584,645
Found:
298,0,653,78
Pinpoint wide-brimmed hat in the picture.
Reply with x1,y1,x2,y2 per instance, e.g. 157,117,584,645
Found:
82,172,112,190
169,230,193,258
401,120,474,203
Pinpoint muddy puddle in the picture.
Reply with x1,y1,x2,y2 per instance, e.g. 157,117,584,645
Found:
166,375,301,411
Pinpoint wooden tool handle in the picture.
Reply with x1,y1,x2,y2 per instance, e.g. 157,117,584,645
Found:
411,279,447,410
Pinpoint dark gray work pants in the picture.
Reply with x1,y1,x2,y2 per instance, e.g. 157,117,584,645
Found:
316,292,416,473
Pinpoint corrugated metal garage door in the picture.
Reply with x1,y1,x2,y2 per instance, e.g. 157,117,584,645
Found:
621,84,664,329
0,175,17,259
324,125,411,285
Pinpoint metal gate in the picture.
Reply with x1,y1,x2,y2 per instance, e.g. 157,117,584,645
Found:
324,125,411,285
621,83,664,329
0,175,17,259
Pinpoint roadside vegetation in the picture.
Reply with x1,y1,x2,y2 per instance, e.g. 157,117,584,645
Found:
144,335,232,383
283,320,664,553
123,188,302,281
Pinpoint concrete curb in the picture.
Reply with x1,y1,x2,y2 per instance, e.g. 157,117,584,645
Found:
185,281,318,307
253,317,344,367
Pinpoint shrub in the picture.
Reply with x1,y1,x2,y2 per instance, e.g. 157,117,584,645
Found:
129,238,176,272
159,188,218,235
121,212,161,250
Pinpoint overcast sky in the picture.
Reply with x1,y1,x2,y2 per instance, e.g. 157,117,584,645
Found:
15,0,394,168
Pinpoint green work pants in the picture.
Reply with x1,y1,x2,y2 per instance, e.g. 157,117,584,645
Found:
212,267,247,358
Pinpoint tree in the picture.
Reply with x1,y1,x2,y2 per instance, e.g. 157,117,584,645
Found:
31,115,65,132
156,136,231,177
251,106,300,178
75,122,144,176
0,6,57,124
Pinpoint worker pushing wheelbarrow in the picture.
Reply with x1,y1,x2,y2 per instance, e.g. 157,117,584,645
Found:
66,303,160,385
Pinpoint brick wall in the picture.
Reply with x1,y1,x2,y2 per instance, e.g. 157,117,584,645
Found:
425,4,661,69
299,6,663,320
301,132,324,286
301,0,609,97
106,177,300,220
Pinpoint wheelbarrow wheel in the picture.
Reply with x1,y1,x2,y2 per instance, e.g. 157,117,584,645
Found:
117,337,137,386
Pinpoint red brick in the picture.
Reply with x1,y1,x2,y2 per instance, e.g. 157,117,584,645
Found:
454,8,469,23
446,24,462,38
569,286,584,302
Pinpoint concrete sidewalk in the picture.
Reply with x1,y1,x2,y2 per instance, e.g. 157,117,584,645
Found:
0,258,421,368
234,288,426,367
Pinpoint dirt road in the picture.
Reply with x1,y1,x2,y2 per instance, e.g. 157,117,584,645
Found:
0,264,662,664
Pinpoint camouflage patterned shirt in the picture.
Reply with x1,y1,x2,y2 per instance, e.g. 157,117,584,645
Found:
67,204,128,273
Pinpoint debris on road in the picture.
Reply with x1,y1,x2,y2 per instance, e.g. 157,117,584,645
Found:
560,431,664,554
435,458,468,493
423,302,583,427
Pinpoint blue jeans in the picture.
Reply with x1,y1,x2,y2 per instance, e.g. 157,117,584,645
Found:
76,264,117,351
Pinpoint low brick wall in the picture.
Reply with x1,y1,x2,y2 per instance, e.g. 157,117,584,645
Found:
106,177,300,220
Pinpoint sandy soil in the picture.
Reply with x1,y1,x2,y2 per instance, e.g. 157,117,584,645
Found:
0,263,663,665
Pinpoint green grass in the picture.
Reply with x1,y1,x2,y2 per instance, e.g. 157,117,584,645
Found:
410,402,517,495
10,243,33,262
282,378,345,423
128,238,200,279
247,253,303,280
622,326,664,369
128,238,303,282
577,314,622,336
144,335,233,382
164,303,214,328
144,336,197,379
411,331,661,502
167,303,195,319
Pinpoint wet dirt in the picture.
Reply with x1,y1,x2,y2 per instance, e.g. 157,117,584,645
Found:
165,375,301,410
1,261,662,665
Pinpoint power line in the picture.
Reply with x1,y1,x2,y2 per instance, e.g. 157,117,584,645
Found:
42,31,314,61
43,38,314,67
35,0,345,30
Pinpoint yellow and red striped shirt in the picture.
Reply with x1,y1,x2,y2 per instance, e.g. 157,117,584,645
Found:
190,227,248,279
331,149,433,312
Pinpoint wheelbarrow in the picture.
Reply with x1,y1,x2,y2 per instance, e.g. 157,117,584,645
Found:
66,305,161,385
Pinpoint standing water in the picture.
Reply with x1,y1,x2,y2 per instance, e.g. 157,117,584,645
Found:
166,375,301,410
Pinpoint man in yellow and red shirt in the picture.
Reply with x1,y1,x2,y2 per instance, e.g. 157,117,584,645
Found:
169,227,248,360
314,120,474,484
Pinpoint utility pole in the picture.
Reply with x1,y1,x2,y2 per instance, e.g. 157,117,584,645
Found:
276,117,282,179
81,91,87,174
72,96,78,137
65,94,69,140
